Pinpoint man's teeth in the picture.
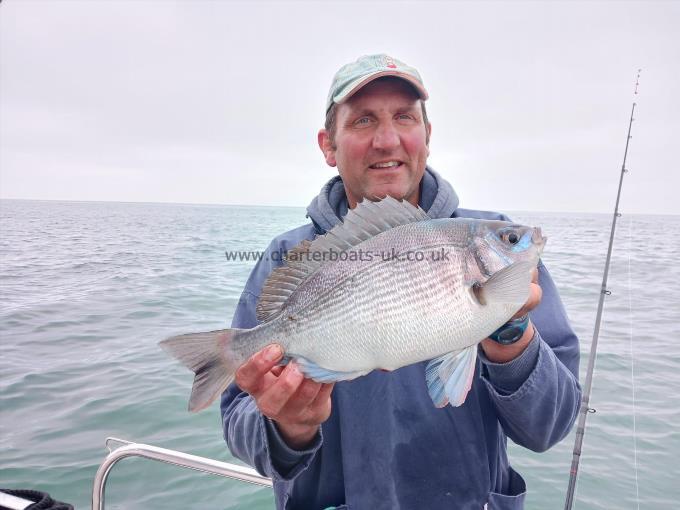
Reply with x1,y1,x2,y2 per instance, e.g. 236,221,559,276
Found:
372,161,401,168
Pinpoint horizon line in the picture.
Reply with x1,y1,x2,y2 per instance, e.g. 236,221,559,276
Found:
0,196,676,217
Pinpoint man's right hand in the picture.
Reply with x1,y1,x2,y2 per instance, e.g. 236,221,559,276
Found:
235,343,334,450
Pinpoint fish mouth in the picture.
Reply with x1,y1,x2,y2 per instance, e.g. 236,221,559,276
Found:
532,227,547,253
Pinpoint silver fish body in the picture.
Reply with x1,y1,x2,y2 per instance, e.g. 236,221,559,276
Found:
161,197,545,412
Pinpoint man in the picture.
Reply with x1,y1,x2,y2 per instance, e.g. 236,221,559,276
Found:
221,54,581,509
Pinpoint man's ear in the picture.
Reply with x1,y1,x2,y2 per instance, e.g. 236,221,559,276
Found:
318,129,337,167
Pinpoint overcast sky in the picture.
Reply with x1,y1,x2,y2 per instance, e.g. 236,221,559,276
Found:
1,0,678,214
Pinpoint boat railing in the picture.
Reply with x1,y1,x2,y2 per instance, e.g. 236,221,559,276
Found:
0,491,34,510
92,437,272,510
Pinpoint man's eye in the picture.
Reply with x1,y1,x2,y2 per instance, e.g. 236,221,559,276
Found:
396,114,415,122
355,117,371,125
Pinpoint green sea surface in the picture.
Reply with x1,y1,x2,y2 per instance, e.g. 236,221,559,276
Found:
1,200,678,509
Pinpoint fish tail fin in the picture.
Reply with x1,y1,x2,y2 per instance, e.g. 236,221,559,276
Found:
476,261,533,306
160,328,245,413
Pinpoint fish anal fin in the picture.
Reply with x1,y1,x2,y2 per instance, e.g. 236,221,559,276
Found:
425,345,477,408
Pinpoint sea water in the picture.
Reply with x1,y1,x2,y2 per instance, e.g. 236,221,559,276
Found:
1,200,678,509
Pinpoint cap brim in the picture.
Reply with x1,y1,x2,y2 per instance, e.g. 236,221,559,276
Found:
334,70,429,105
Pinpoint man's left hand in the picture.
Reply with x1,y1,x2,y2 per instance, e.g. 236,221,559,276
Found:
480,267,542,363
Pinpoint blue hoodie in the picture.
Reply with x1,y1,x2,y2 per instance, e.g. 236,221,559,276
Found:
220,168,581,510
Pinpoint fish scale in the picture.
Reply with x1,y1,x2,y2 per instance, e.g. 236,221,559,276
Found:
160,197,545,412
252,251,464,370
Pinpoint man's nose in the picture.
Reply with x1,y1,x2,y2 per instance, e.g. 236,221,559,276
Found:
372,122,400,150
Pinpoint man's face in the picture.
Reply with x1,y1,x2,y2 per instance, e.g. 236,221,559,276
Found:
318,78,432,208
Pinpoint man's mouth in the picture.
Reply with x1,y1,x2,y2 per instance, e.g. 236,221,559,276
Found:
369,161,404,170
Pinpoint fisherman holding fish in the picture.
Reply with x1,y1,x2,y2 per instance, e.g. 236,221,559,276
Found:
163,54,581,509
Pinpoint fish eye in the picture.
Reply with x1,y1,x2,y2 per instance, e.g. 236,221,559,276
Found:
499,230,520,245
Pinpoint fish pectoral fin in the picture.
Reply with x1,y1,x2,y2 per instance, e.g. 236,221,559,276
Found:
475,261,533,307
294,356,370,383
425,345,478,408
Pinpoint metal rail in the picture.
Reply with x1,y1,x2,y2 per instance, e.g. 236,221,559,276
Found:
92,437,272,510
0,492,33,510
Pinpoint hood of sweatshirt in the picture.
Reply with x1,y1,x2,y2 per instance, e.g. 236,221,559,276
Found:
306,166,459,234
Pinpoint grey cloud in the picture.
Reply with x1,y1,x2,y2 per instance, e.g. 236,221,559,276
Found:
1,1,678,214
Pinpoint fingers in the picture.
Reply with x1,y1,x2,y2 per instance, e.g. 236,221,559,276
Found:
280,378,324,417
235,343,283,394
286,382,334,425
270,365,285,377
311,383,334,411
256,362,305,417
235,343,335,427
256,365,334,424
303,383,335,424
512,282,543,319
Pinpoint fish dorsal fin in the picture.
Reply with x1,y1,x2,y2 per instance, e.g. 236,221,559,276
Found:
284,239,315,272
325,195,429,246
256,240,313,322
255,196,429,322
256,264,307,322
305,196,429,268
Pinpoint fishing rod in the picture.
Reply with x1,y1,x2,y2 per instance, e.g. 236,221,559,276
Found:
563,69,641,510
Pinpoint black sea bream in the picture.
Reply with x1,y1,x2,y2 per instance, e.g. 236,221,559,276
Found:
161,197,545,412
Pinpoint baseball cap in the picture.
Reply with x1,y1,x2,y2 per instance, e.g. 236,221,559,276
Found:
326,54,428,112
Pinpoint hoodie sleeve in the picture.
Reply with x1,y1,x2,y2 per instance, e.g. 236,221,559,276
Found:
219,236,324,481
479,261,582,452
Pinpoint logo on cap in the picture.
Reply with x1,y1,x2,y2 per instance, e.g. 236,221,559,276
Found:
384,55,397,69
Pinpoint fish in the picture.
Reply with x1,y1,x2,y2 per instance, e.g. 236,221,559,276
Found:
160,196,546,412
